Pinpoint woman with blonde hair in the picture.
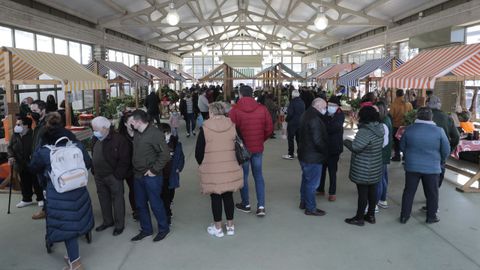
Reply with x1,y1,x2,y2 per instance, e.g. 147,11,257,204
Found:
195,102,243,238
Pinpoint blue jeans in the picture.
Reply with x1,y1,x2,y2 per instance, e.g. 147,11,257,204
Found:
300,162,322,212
65,238,79,262
240,153,265,208
185,113,196,134
376,164,389,203
134,175,169,235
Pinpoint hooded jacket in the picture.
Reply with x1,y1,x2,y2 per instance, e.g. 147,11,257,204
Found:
344,122,384,184
229,97,273,153
195,116,243,195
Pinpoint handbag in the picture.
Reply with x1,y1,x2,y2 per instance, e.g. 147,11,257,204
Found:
234,134,251,165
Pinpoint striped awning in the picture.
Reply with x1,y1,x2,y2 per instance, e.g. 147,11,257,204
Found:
255,63,303,80
338,57,404,87
134,64,175,84
381,43,480,89
306,65,334,80
85,59,150,87
175,69,195,81
316,63,357,80
158,67,185,82
0,47,108,91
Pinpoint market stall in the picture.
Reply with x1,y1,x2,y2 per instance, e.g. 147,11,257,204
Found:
305,65,335,84
199,63,251,101
0,47,108,134
86,59,150,107
133,64,175,100
255,63,303,105
338,56,403,94
315,63,357,91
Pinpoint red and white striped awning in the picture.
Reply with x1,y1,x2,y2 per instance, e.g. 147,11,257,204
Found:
381,44,480,89
316,63,357,81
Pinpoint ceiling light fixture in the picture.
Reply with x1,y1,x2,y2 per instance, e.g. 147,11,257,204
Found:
314,5,328,31
201,42,209,54
166,2,180,26
280,36,288,50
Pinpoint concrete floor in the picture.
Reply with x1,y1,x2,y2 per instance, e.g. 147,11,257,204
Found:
1,127,480,270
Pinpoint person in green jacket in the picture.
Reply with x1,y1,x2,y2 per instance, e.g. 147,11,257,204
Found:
129,110,171,243
343,106,384,226
375,101,393,209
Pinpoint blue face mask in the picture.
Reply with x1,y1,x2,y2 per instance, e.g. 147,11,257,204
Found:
93,131,105,141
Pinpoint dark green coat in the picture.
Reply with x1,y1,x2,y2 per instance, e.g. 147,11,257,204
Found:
132,124,170,179
432,109,460,152
344,122,384,185
382,116,393,164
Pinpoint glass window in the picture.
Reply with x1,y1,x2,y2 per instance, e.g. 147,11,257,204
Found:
69,41,81,63
292,64,302,73
54,38,68,55
129,55,135,67
14,30,34,50
36,35,53,53
293,57,302,64
81,44,92,64
283,56,292,64
115,51,123,63
108,49,115,61
134,56,139,64
0,26,13,47
466,25,480,45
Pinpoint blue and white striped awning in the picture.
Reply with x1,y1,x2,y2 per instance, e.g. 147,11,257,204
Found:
338,57,404,87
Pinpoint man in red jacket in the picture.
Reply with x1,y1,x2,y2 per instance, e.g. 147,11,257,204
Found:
229,85,273,216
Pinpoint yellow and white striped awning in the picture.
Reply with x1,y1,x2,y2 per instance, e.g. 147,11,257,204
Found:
0,47,108,92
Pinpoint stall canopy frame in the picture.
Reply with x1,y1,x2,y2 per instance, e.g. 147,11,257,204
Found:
255,63,303,81
0,47,109,129
133,64,175,84
338,56,404,87
380,43,480,89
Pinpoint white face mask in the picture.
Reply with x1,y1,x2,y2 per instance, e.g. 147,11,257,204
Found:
320,109,327,115
14,125,24,134
165,133,172,143
327,106,338,115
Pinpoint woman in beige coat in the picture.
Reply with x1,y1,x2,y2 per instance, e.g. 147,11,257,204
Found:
195,102,243,238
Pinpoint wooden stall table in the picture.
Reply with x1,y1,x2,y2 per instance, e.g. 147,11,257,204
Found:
450,140,480,193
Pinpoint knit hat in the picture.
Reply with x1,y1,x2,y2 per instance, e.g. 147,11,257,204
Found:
427,95,442,110
292,90,300,98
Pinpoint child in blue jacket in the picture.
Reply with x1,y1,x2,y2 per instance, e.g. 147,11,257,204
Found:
159,123,185,225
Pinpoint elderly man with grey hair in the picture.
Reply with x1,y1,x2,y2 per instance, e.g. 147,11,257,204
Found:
426,95,459,188
91,116,131,236
399,107,450,224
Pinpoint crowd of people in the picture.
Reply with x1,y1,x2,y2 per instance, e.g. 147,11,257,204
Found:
6,84,460,269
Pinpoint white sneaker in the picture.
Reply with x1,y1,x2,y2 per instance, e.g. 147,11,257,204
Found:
282,154,294,160
364,205,380,214
38,200,44,207
225,225,235,236
16,201,34,208
207,224,224,238
378,200,389,209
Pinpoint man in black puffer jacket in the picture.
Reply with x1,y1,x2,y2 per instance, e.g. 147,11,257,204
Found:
283,90,305,160
298,98,329,217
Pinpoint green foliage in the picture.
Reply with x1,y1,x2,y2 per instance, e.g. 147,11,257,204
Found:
404,109,418,126
457,111,471,122
347,98,362,112
102,95,136,119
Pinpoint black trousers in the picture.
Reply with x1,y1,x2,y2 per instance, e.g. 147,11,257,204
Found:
401,172,439,220
125,175,136,212
318,154,340,195
160,178,175,221
439,163,446,187
210,192,234,222
201,112,210,120
392,127,401,158
287,128,299,156
356,183,377,219
19,169,44,202
149,113,161,126
95,175,125,230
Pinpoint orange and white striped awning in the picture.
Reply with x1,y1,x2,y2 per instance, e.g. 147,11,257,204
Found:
0,47,108,91
381,43,480,89
316,63,357,81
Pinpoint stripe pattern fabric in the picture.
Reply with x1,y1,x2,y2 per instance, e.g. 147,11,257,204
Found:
85,59,150,87
306,65,334,80
338,57,404,87
135,64,175,84
380,43,480,89
0,47,108,91
316,63,356,81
